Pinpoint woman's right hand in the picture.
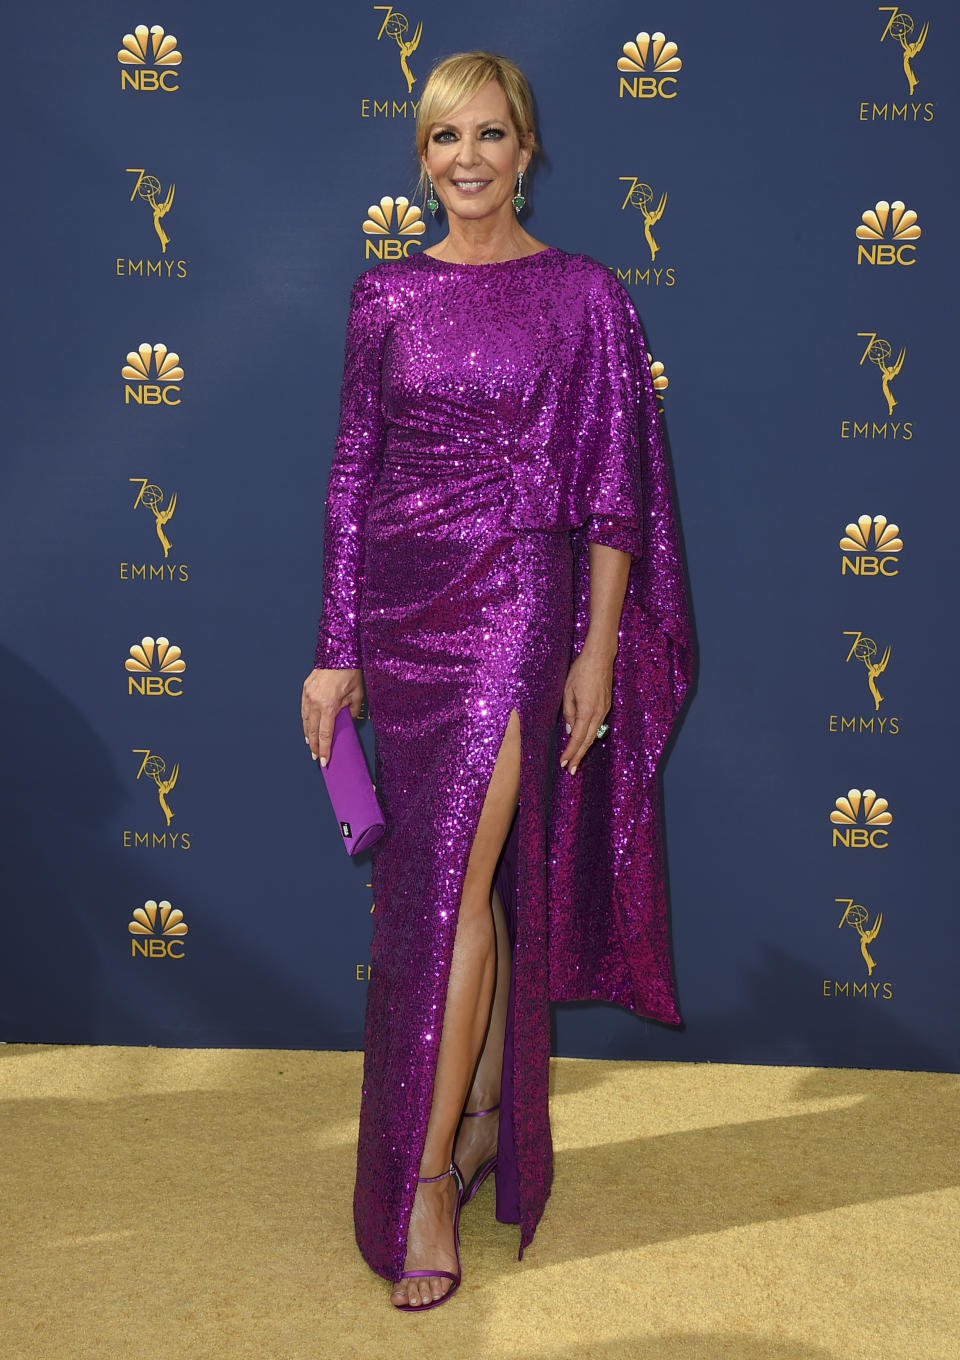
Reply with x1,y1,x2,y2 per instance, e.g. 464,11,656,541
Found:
301,667,365,766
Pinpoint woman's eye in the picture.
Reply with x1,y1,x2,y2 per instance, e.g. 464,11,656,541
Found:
432,130,455,143
481,127,505,139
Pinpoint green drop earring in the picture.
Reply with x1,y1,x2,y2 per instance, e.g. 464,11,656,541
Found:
512,170,526,213
426,176,439,216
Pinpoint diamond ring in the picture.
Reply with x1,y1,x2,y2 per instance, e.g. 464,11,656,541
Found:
595,722,610,739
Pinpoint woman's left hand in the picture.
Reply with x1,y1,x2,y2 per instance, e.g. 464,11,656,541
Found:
559,642,614,775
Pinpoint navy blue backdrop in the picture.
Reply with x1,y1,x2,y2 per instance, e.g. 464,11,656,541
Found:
3,3,957,1072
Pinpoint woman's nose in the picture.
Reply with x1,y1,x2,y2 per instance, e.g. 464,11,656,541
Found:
456,137,482,167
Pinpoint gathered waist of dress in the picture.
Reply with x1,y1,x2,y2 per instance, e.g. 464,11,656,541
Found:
382,425,513,473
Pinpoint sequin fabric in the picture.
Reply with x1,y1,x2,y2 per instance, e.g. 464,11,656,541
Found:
314,247,692,1282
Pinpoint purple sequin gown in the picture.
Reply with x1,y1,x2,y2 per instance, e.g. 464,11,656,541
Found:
314,247,692,1281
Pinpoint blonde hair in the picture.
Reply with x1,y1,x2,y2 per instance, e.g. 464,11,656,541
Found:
415,51,538,199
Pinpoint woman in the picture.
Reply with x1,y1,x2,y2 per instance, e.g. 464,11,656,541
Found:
301,51,691,1310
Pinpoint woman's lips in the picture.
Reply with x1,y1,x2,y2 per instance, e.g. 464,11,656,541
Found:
451,179,492,195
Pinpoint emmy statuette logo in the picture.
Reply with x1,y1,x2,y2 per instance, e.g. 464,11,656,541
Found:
117,25,181,92
858,10,934,121
131,479,176,557
615,178,676,288
879,8,929,94
840,333,913,441
118,170,187,281
617,31,682,99
125,636,186,696
838,898,882,975
828,631,900,737
823,898,894,999
856,201,921,266
839,514,902,576
844,632,891,712
135,749,179,825
830,788,892,848
860,333,905,415
374,6,421,92
124,749,191,850
362,196,426,259
356,877,378,977
362,7,425,119
121,479,188,584
129,900,188,957
127,168,174,253
122,343,184,405
620,179,667,263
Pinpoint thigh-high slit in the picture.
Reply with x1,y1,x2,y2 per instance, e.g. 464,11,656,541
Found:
354,461,574,1280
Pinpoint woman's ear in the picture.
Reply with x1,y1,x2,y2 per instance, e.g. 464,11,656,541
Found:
519,133,534,174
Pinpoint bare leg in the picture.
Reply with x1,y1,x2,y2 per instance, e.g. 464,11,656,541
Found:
453,882,510,1187
391,709,521,1308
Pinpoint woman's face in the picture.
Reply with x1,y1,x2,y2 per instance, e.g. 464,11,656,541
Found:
422,79,531,225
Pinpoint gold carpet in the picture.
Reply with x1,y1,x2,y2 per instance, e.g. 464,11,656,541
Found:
1,1046,956,1360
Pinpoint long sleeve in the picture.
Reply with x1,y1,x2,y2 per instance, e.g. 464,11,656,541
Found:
314,271,391,669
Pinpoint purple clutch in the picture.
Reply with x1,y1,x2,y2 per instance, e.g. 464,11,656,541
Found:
318,706,385,855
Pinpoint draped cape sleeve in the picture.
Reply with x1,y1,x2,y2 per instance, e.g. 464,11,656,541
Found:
531,262,692,1026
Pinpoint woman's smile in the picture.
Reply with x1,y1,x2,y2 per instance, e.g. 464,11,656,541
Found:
451,178,493,194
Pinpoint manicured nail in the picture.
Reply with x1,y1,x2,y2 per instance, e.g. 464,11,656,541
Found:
560,758,568,768
320,756,327,767
569,764,578,775
565,722,572,734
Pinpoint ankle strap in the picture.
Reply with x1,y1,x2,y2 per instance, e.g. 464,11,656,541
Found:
417,1161,457,1184
462,1102,500,1118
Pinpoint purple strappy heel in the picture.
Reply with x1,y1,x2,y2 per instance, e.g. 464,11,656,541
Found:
459,1103,499,1205
392,1161,464,1312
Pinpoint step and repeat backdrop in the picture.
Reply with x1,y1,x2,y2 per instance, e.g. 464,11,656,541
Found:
3,3,957,1071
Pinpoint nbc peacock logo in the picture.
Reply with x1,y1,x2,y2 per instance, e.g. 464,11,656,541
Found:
125,636,186,696
855,201,921,266
117,25,182,91
648,354,668,402
617,31,681,99
830,788,892,849
129,899,188,958
122,343,184,406
362,196,426,260
839,514,902,577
